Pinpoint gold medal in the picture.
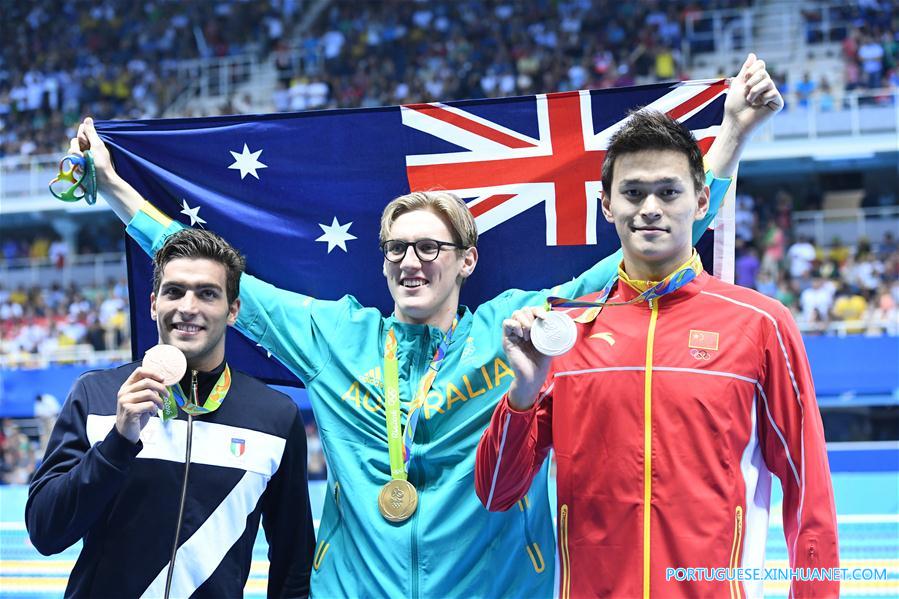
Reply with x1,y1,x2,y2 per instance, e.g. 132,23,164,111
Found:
378,479,418,523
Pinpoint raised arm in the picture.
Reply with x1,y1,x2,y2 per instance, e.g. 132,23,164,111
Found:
490,53,783,311
72,118,143,223
704,53,783,179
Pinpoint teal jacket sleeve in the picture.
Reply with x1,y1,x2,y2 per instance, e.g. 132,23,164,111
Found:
482,171,732,315
126,207,353,382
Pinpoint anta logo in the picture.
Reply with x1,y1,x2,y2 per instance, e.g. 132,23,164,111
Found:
341,357,515,419
589,332,615,346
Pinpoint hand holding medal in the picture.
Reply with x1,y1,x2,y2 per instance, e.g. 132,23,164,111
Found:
143,344,187,422
113,346,184,444
500,306,565,412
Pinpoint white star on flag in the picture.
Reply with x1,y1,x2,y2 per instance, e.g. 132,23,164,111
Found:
228,144,267,179
179,199,207,226
316,217,357,253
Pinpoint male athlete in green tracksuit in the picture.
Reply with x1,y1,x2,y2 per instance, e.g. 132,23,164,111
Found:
72,54,780,598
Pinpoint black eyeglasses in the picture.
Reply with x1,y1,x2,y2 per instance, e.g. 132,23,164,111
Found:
381,239,464,263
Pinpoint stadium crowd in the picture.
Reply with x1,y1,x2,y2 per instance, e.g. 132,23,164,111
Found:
734,193,899,335
6,0,898,158
2,0,303,157
0,279,130,365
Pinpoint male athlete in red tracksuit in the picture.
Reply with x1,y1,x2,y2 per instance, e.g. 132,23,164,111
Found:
476,84,838,598
476,265,839,598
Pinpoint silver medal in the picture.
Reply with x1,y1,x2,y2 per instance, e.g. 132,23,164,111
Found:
531,311,577,356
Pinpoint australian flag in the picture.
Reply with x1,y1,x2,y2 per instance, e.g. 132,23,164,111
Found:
97,79,733,386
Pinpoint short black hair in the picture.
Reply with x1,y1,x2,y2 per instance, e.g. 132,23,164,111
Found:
601,110,705,194
153,229,245,304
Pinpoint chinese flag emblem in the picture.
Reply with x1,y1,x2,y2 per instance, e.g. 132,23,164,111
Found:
688,330,719,351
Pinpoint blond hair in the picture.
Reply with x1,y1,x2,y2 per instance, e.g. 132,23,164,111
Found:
379,191,478,248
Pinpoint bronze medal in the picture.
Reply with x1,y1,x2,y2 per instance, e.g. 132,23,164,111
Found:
378,479,418,523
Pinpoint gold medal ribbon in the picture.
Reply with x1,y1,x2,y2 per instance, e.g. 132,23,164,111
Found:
546,251,703,321
382,318,458,479
161,365,232,421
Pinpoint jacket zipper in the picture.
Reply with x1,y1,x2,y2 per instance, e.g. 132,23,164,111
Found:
409,332,435,599
560,504,571,599
729,506,744,599
519,496,545,573
313,482,340,570
164,369,197,599
643,300,659,599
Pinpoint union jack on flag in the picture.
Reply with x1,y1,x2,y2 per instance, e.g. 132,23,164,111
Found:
98,79,733,386
403,81,727,246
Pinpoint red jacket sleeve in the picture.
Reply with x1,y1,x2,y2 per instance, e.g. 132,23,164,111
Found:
758,303,839,597
475,386,555,512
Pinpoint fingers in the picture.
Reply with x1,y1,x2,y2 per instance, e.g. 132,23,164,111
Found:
502,307,546,342
119,367,168,410
123,376,168,398
83,117,104,148
67,137,83,156
121,387,166,411
762,88,785,112
120,399,161,420
736,52,756,81
747,77,783,111
123,366,165,386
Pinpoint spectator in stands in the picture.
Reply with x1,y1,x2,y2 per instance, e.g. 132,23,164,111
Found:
799,272,836,333
755,270,778,298
877,231,897,257
735,238,760,289
1,280,132,365
818,77,836,110
760,221,786,276
858,33,885,88
734,192,756,241
795,72,817,106
869,283,898,335
33,393,61,449
788,234,818,279
831,282,869,334
1,1,304,157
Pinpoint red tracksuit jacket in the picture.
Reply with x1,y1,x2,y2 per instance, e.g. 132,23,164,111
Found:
476,270,839,598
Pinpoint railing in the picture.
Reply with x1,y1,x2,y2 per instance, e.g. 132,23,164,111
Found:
0,253,127,288
792,206,899,247
3,86,895,213
683,7,755,61
0,346,130,370
767,88,899,141
683,2,852,64
163,52,269,117
796,319,899,337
